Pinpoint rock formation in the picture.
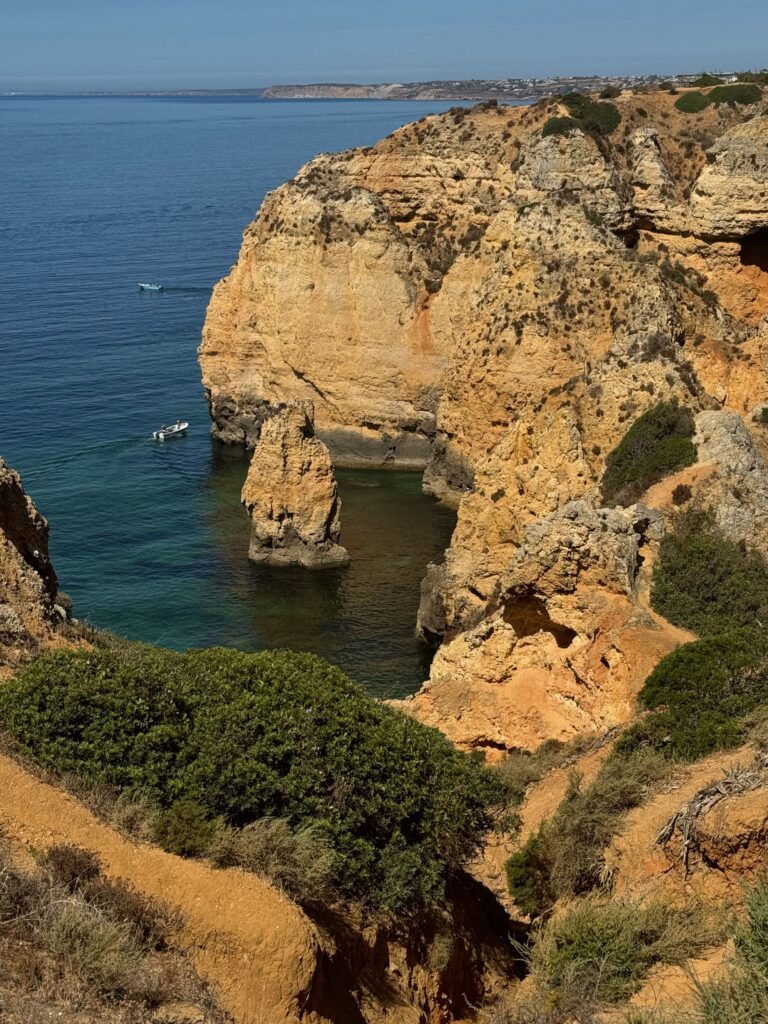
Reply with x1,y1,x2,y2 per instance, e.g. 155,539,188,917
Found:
405,501,690,753
241,402,350,568
0,457,69,667
203,87,768,754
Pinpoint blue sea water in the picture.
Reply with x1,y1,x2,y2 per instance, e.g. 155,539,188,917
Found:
0,96,461,697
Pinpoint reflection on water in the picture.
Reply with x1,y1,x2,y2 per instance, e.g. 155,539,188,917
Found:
203,445,457,698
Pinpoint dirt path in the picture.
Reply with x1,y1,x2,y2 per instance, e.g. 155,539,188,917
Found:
0,754,322,1024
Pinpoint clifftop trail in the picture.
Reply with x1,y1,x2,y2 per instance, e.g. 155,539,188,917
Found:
0,752,320,1024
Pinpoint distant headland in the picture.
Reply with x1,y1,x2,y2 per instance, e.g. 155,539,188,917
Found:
1,70,746,100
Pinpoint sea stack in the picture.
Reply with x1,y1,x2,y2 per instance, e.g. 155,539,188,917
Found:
241,402,350,569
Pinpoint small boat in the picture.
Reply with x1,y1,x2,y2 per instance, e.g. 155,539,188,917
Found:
138,282,163,291
153,420,188,441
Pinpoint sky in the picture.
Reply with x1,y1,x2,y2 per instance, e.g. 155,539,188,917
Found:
2,0,766,91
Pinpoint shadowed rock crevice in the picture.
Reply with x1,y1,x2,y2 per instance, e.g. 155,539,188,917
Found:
501,592,578,648
741,228,768,273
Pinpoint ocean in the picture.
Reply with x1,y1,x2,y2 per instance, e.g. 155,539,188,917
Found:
0,96,461,698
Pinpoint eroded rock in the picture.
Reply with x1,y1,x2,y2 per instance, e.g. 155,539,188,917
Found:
241,403,350,569
406,502,681,755
0,457,68,666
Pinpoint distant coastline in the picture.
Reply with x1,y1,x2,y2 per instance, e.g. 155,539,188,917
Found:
0,70,729,101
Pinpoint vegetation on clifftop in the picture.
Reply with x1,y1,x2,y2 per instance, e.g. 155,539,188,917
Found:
675,83,763,113
561,92,621,136
650,508,768,637
600,400,696,505
505,506,768,920
0,643,504,913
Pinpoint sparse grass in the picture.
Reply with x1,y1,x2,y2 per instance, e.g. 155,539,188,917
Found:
527,898,721,1006
0,839,229,1020
505,750,672,915
208,817,337,905
41,898,145,996
693,879,768,1023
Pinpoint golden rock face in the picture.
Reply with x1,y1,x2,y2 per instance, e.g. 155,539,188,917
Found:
241,402,350,569
202,91,768,753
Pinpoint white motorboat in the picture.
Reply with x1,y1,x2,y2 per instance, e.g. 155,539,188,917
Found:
153,420,188,441
138,282,163,291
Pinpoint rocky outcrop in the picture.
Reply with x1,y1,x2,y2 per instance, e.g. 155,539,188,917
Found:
0,458,68,666
242,403,349,568
513,128,632,231
204,89,768,755
405,501,687,754
689,118,768,238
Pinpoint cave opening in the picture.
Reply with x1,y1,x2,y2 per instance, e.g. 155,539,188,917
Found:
740,229,768,274
502,592,577,648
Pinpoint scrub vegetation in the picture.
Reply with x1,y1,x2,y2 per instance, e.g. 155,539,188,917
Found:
0,642,504,913
600,401,696,505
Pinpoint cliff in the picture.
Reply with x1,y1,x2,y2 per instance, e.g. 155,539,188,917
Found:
201,87,768,754
0,457,70,669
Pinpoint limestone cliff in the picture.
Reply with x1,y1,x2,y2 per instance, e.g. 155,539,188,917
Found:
202,88,768,754
241,402,349,568
0,457,69,667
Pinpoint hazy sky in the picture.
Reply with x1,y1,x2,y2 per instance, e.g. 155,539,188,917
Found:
2,0,766,91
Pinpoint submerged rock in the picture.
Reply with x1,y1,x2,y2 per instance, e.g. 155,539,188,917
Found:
241,402,350,569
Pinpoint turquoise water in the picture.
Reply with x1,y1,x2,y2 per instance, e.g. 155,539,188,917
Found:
0,96,458,697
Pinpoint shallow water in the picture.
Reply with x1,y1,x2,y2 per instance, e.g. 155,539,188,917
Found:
0,95,459,697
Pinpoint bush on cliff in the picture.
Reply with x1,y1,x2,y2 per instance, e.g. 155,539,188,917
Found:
600,401,696,505
0,643,503,913
617,627,768,761
561,92,621,136
675,91,711,113
505,749,670,915
541,116,580,138
708,83,762,106
650,508,768,636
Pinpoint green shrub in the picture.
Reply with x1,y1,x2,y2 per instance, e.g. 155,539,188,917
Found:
617,628,768,761
528,898,719,1006
708,84,763,106
155,799,221,858
599,86,621,99
541,116,579,138
694,879,768,1022
650,509,768,636
600,401,696,505
0,645,503,912
675,91,711,113
671,483,692,505
505,830,556,918
562,92,621,135
692,74,724,87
